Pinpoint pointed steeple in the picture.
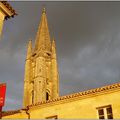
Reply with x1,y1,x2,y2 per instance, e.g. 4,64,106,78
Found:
26,40,32,59
23,39,32,107
51,37,56,59
51,37,59,98
35,8,51,52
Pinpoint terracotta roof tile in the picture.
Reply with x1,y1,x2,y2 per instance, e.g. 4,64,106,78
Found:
28,82,120,108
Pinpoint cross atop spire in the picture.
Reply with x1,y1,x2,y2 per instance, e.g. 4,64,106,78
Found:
26,39,32,59
42,8,46,14
34,8,51,52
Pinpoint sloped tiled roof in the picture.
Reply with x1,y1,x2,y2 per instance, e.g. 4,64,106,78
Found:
28,82,120,108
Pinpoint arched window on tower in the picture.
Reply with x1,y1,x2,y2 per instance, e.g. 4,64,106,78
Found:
32,90,34,104
46,92,50,101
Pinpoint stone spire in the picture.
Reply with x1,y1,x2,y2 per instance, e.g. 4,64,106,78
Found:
26,40,32,59
23,40,32,107
34,8,51,52
51,37,56,58
51,37,59,98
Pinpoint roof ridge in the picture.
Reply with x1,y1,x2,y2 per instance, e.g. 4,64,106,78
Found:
28,82,120,107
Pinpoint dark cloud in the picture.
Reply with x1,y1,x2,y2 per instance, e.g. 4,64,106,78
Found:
1,1,120,110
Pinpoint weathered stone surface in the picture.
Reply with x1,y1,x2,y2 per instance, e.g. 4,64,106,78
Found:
23,8,59,107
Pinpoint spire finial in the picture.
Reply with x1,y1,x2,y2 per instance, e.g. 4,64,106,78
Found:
26,39,32,59
42,7,46,14
35,6,51,51
52,36,55,41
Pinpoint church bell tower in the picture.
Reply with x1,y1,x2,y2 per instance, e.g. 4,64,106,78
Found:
23,8,59,107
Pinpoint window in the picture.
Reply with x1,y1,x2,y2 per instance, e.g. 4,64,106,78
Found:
46,115,57,119
31,90,34,104
96,105,113,119
46,92,49,101
107,107,113,119
98,109,104,119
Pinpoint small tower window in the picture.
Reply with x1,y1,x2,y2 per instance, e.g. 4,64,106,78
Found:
32,90,34,104
46,92,49,101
